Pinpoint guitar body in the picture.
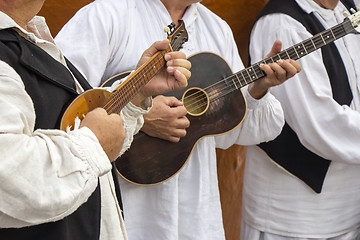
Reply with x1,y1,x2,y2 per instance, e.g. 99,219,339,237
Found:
113,52,247,185
60,89,113,131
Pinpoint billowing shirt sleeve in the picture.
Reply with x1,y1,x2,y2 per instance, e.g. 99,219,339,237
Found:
250,13,360,165
215,86,284,149
0,61,112,227
120,100,151,156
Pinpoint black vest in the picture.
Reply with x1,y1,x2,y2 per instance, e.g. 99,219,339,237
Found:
253,0,354,193
0,28,101,240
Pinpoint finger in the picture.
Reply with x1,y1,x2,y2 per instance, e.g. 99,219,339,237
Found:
287,59,302,73
163,96,183,107
265,40,282,58
166,104,188,119
167,58,192,70
277,59,300,79
270,61,288,80
172,69,190,88
168,135,181,143
260,63,277,79
172,128,187,138
165,51,187,61
145,39,170,58
171,65,191,79
168,128,187,142
177,116,190,128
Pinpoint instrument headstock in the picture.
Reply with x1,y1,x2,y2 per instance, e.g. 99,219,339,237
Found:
165,20,188,51
345,6,360,33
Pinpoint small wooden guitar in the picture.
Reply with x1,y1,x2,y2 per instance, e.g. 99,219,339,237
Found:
60,21,188,131
107,10,360,185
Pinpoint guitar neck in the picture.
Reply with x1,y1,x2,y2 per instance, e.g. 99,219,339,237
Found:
231,17,354,89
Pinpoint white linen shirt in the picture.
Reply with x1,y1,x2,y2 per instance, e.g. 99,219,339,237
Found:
0,11,149,240
55,0,285,239
245,0,360,238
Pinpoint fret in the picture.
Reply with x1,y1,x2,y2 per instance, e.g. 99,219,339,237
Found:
330,28,337,41
303,39,315,53
301,42,308,54
232,75,240,89
320,33,326,45
249,66,258,80
292,45,300,59
240,70,247,84
323,30,335,44
279,51,288,60
231,79,238,89
284,49,291,59
310,38,317,50
296,44,305,57
235,74,243,87
254,64,265,79
245,68,252,83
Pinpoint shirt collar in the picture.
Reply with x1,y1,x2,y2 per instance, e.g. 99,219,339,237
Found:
182,2,200,28
0,11,55,44
295,0,348,22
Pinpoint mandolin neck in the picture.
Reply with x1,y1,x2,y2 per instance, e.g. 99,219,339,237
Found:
103,46,173,114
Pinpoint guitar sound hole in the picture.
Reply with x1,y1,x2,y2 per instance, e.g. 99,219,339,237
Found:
182,87,209,116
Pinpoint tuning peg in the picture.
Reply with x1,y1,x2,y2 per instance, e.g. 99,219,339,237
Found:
350,8,357,14
164,22,176,36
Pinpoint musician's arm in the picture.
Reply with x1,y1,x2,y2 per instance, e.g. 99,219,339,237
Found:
0,61,112,227
250,13,360,165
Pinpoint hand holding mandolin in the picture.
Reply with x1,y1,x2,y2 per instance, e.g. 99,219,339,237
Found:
80,108,125,162
131,39,192,108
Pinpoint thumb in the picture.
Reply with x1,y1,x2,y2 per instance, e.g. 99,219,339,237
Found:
265,40,282,58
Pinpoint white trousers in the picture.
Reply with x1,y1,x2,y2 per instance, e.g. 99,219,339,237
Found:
241,220,360,240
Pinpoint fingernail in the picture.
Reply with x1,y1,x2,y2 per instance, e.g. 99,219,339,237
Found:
165,54,171,61
167,66,174,73
167,60,173,66
277,59,284,64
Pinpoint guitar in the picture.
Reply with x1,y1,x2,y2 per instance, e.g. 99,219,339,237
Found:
60,21,188,131
106,10,360,185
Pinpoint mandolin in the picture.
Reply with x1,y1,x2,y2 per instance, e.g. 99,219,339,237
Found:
105,10,360,185
60,21,188,131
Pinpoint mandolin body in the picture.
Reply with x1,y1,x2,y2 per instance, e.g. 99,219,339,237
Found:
60,88,113,131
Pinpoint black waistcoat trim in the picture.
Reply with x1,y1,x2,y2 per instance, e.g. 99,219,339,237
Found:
0,28,101,240
252,0,354,193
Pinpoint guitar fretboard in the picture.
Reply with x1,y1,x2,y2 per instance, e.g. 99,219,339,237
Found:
228,17,354,90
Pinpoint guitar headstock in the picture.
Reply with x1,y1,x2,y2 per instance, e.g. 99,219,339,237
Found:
346,7,360,33
165,20,188,51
